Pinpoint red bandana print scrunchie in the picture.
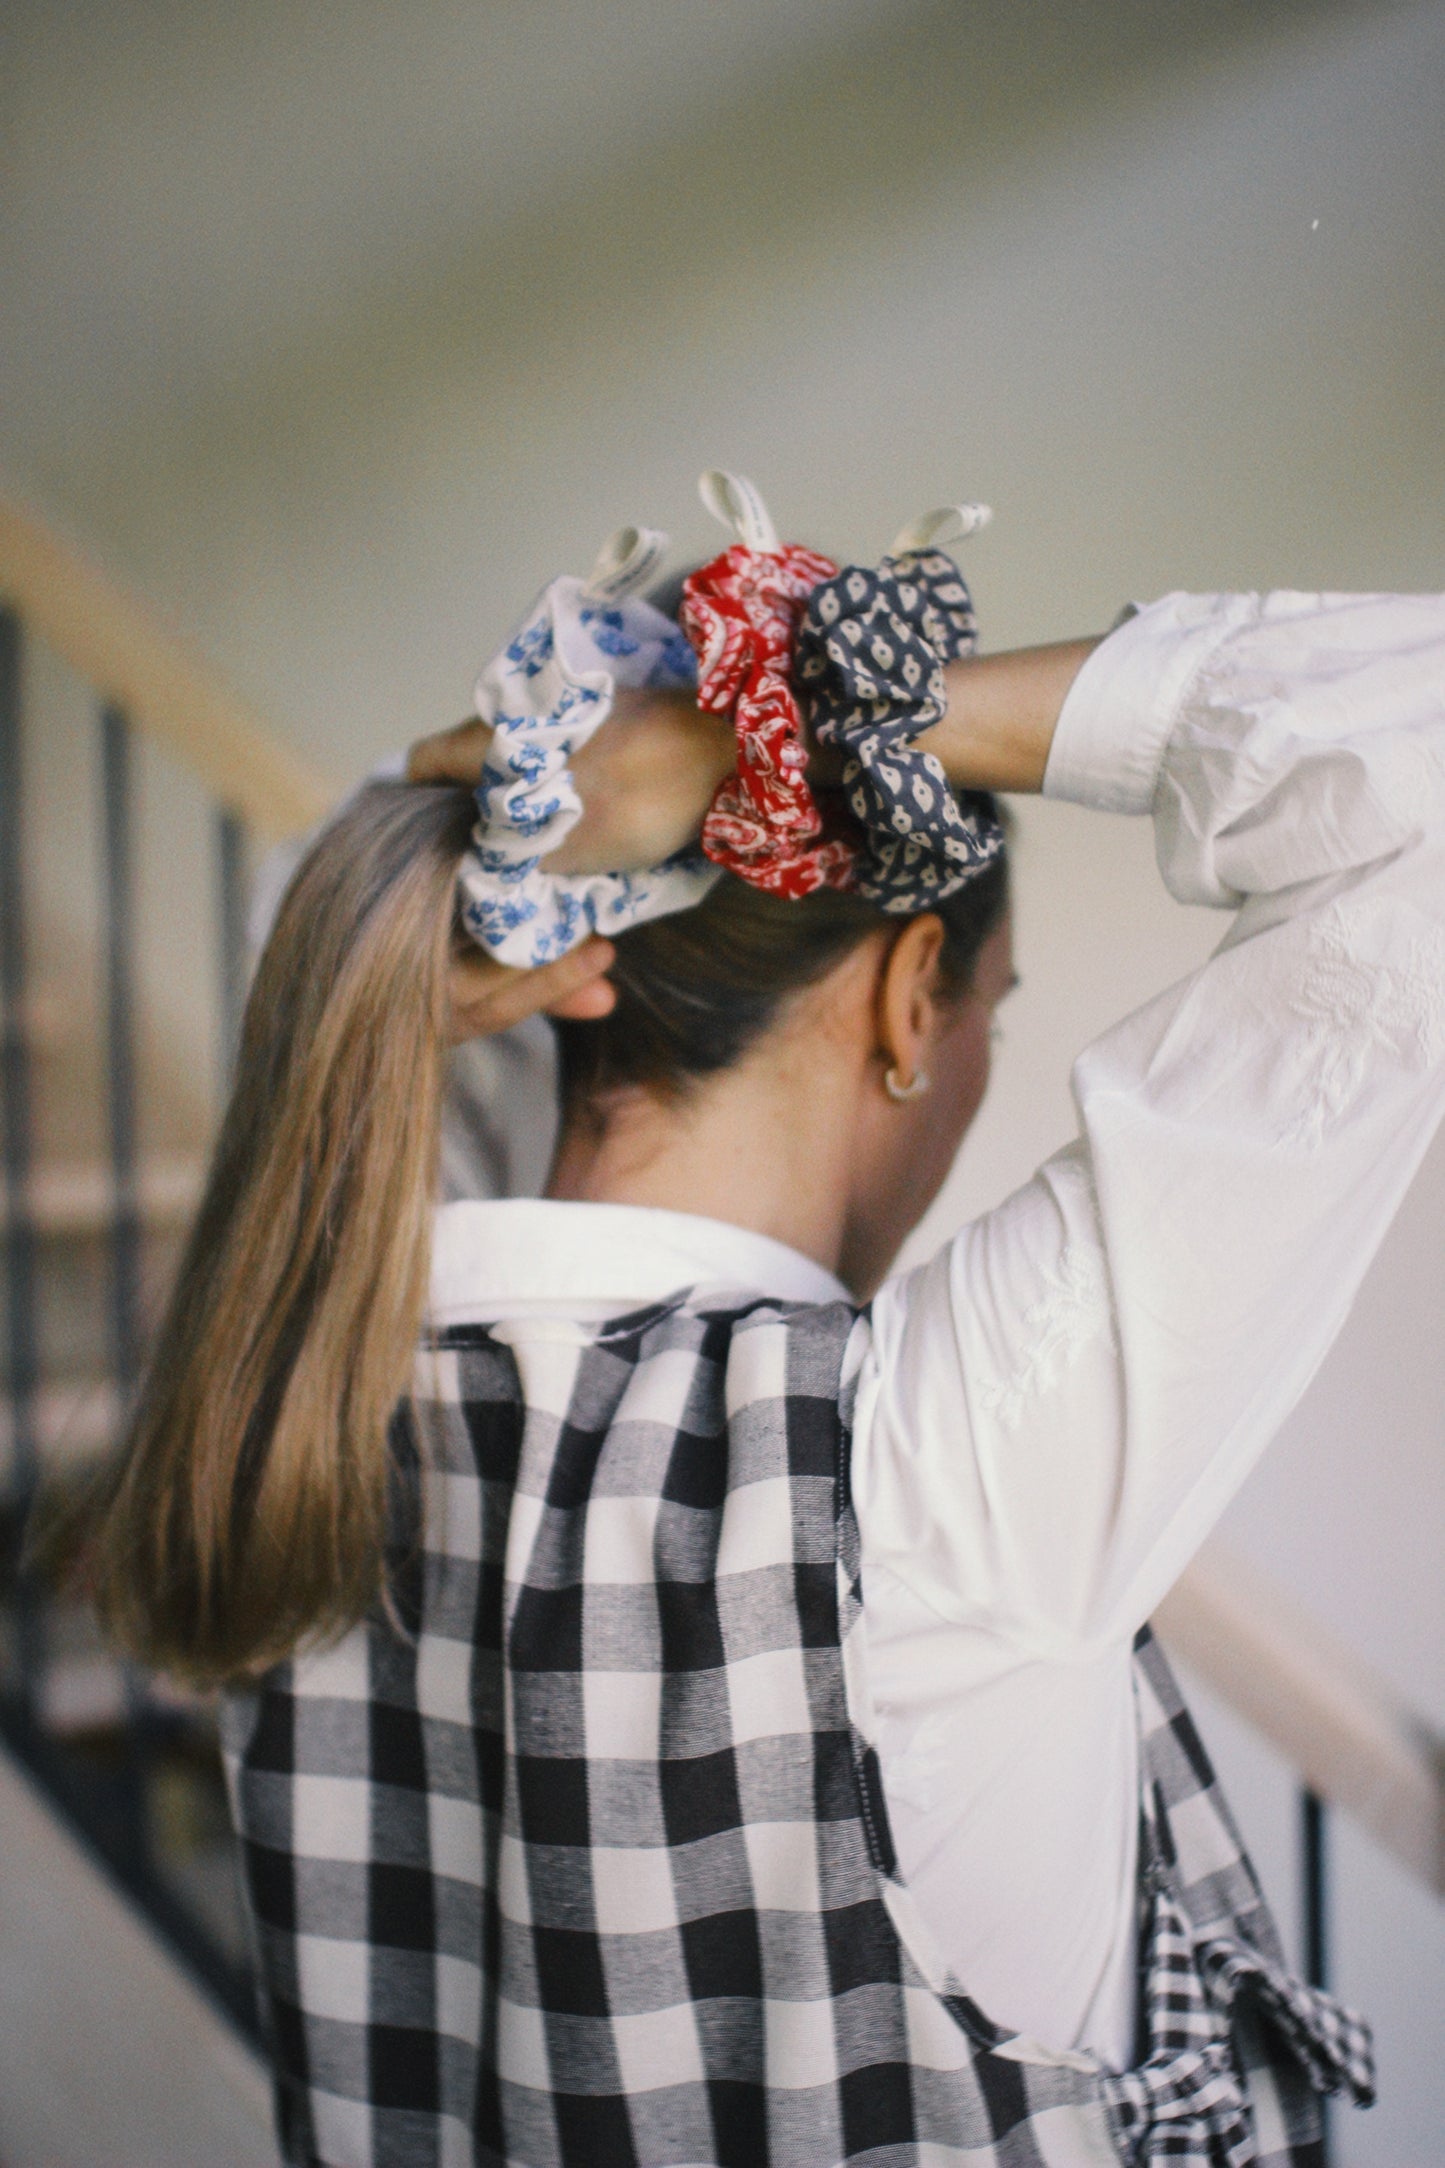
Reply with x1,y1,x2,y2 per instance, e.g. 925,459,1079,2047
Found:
680,474,859,899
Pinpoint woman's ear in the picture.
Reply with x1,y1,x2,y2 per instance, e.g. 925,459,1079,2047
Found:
875,913,947,1093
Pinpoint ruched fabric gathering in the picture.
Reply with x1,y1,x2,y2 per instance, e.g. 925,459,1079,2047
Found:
456,531,720,967
795,526,1006,913
456,478,1005,964
681,535,859,900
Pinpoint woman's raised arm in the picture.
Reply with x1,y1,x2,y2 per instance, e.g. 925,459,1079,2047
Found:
861,589,1445,1653
933,638,1101,793
406,635,1103,881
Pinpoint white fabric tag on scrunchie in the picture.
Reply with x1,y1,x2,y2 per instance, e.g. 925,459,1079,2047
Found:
457,526,722,966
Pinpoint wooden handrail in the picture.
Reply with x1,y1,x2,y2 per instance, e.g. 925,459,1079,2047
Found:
0,496,334,837
1156,1543,1445,1896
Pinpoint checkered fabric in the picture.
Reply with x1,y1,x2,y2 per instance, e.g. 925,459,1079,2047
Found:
222,1296,1369,2167
794,553,1006,913
1100,1640,1373,2165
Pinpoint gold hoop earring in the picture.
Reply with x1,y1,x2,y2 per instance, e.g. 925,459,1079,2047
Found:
884,1064,932,1103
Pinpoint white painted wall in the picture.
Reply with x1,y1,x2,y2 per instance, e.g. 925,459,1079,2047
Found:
0,1746,275,2168
4,3,1441,2156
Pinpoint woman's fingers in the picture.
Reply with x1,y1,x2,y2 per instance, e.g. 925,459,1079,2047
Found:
447,936,617,1041
545,969,619,1021
407,717,494,787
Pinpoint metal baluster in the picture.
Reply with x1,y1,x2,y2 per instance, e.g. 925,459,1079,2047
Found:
0,605,44,1718
216,808,246,1083
1301,1786,1328,1986
100,701,151,1871
1300,1785,1331,2162
101,704,142,1395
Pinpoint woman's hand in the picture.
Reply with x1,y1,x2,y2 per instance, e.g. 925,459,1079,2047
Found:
409,722,618,1037
412,636,1104,1049
447,935,619,1041
406,690,735,874
410,692,733,1040
558,690,735,873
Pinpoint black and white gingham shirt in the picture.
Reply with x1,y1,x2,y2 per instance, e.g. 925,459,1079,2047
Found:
223,1290,1370,2165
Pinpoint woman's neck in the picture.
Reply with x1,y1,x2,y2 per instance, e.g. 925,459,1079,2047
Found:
545,1038,864,1278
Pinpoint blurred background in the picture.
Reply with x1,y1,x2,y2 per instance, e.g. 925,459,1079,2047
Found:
1,1,1442,2161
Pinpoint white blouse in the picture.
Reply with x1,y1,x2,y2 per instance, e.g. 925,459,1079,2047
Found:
429,589,1445,2070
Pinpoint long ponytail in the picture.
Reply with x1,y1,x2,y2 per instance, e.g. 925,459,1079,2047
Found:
74,774,1007,1687
83,782,475,1684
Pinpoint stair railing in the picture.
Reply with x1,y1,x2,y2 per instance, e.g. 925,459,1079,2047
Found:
0,496,330,2036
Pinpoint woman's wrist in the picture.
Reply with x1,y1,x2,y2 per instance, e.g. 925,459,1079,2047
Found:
404,692,732,877
544,689,733,875
408,632,1101,882
933,638,1101,795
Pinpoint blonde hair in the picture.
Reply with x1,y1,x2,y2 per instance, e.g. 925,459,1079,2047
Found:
84,783,473,1684
77,777,1006,1686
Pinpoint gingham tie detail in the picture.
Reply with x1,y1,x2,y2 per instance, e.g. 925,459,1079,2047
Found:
1103,1847,1374,2164
1105,1873,1259,2167
1196,1939,1375,2108
1107,2039,1255,2168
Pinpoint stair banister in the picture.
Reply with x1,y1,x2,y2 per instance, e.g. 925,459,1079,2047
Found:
1155,1540,1445,1897
0,497,332,837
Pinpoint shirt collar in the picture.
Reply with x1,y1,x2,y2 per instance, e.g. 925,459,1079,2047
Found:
430,1197,850,1324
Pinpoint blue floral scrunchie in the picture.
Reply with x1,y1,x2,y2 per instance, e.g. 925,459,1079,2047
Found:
794,508,1005,913
457,527,721,966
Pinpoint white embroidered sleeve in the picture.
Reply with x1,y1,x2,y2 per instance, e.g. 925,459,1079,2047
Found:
857,591,1445,1654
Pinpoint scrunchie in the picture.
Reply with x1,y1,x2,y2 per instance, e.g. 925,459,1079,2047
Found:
681,472,858,900
457,525,720,966
795,507,1005,913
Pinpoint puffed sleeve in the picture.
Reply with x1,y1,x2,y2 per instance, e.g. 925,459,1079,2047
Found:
855,591,1445,1653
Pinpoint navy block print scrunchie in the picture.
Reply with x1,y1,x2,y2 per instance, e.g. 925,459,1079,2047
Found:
794,550,1006,912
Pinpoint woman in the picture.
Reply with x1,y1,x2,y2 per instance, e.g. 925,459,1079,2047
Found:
89,544,1444,2164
